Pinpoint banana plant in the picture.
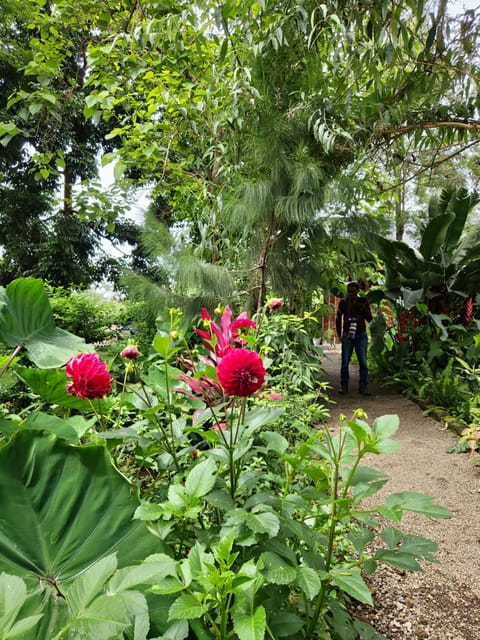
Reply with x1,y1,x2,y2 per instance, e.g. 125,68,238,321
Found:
369,188,480,314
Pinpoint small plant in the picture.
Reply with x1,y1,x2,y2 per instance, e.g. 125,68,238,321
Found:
458,423,480,464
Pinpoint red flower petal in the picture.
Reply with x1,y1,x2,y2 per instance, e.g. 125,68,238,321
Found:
217,348,265,397
65,353,112,399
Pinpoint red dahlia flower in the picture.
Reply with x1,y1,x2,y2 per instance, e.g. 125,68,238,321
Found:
66,352,113,399
217,348,265,397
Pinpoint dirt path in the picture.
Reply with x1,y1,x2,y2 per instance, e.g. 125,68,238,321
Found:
320,346,480,640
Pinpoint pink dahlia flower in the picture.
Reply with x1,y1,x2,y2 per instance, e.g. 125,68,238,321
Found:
66,352,113,399
267,392,285,401
217,348,265,397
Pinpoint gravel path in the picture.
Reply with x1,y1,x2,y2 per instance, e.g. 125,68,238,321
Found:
320,346,480,640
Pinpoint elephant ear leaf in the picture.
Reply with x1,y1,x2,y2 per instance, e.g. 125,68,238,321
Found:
0,277,90,368
0,431,169,639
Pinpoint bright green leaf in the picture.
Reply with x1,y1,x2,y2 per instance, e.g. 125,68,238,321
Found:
168,594,207,621
330,566,373,605
232,605,266,640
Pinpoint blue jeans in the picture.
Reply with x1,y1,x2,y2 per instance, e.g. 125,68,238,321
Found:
341,332,368,389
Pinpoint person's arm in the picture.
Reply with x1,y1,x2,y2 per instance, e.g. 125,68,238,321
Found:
362,298,373,323
336,300,344,337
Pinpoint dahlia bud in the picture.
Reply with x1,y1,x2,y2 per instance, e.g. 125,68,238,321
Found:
267,297,284,310
120,345,140,360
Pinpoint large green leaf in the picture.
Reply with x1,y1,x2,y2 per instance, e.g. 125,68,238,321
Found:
14,366,109,412
0,278,90,368
0,431,169,638
232,605,266,640
443,188,479,251
418,213,455,261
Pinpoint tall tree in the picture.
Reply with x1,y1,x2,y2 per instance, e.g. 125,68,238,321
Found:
0,0,140,285
2,0,479,301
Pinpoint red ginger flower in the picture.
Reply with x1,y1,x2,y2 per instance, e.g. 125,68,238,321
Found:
195,306,256,360
465,298,473,323
66,352,112,399
217,348,265,397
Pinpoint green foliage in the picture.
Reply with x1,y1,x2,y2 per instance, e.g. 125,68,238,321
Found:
256,309,324,393
47,285,127,344
0,280,454,638
0,431,169,639
370,188,480,315
135,412,450,640
0,277,88,367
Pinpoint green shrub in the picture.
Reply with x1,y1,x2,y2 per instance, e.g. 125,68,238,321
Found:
47,285,127,344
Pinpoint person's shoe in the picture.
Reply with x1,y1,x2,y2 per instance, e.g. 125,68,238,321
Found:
359,387,372,396
339,385,348,394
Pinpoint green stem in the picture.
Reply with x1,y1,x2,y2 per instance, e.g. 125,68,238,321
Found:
88,398,106,431
136,371,181,473
52,624,71,640
220,591,233,639
307,428,345,635
114,367,130,430
0,344,23,378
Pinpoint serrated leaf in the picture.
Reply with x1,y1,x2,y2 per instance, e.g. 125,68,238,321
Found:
213,531,236,565
149,576,185,595
385,492,452,519
268,611,304,638
232,605,266,640
296,566,321,599
245,510,280,536
107,556,177,592
168,594,207,621
374,550,422,571
260,431,289,454
155,619,189,640
369,438,402,454
71,592,130,638
134,502,167,522
117,589,150,640
67,554,118,614
6,613,44,638
330,565,373,605
372,414,399,439
205,489,235,511
261,552,297,585
0,572,28,631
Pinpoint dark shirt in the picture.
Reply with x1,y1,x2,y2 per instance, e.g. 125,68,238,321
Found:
336,296,372,337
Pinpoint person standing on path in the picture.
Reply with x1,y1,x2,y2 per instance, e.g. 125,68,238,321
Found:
335,281,373,395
